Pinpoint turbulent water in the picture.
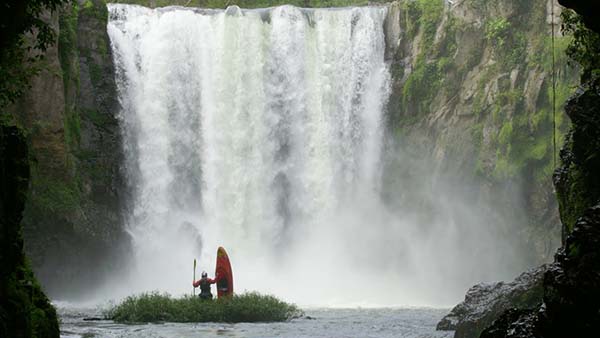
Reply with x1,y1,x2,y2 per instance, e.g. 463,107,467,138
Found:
59,305,452,338
105,3,528,307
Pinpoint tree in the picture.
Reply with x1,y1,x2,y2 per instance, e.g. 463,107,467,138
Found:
0,0,71,109
561,9,600,83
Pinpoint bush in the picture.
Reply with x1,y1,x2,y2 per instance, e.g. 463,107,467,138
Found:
105,292,304,323
561,9,600,82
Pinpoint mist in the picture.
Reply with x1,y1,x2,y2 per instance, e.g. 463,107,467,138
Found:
87,3,537,308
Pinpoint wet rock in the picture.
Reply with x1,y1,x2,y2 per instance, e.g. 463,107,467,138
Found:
0,126,60,338
479,308,539,338
540,204,600,336
17,0,129,299
554,79,600,233
482,204,600,338
436,265,546,338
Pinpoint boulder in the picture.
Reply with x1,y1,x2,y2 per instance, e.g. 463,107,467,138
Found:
479,308,539,338
436,265,546,338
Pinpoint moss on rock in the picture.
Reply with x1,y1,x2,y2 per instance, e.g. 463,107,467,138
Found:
554,79,600,235
0,125,59,338
385,0,579,262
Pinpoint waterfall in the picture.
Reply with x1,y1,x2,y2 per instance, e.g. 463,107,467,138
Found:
108,3,391,305
107,3,526,307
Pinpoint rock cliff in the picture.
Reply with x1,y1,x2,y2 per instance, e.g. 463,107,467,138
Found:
13,0,577,299
383,0,577,263
11,0,127,299
436,265,546,338
479,77,600,338
0,125,59,338
443,0,600,336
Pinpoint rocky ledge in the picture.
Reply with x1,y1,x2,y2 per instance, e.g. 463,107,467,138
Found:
436,265,546,338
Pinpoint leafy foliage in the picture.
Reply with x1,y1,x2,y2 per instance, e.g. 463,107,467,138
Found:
485,18,511,44
106,292,304,323
397,0,446,115
0,0,72,109
485,18,526,68
561,9,600,82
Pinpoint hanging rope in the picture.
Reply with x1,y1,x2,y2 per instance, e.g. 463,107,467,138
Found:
551,0,557,167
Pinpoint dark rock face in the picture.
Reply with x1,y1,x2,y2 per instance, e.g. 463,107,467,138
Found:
540,204,600,336
0,126,59,338
479,308,539,338
436,266,546,338
479,73,600,338
44,0,127,298
480,204,600,338
15,0,128,299
554,81,600,235
444,1,600,333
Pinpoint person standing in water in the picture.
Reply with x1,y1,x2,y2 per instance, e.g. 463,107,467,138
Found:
193,271,216,300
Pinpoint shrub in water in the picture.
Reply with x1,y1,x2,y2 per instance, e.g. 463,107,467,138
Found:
105,292,303,323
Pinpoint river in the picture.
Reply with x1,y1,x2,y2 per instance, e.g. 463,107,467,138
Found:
59,305,453,338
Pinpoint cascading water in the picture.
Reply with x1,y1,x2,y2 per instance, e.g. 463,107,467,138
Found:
107,3,528,307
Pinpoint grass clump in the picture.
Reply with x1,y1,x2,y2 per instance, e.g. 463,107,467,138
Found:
105,292,304,323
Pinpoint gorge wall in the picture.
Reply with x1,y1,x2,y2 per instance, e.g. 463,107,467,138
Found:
383,0,577,263
476,1,600,334
0,127,59,338
13,0,577,300
10,0,127,299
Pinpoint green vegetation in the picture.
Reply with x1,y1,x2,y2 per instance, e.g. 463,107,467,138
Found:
556,164,587,233
1,2,70,338
561,9,600,82
468,4,577,182
485,18,510,44
402,58,442,112
414,0,445,47
58,2,79,96
64,107,81,150
0,0,69,109
1,126,60,338
2,258,60,338
485,18,526,68
106,292,304,323
29,172,81,214
399,0,446,115
383,1,578,257
553,10,600,235
59,2,82,152
79,0,111,91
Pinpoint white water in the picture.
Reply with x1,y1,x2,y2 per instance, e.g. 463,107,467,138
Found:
106,3,528,308
59,305,452,338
